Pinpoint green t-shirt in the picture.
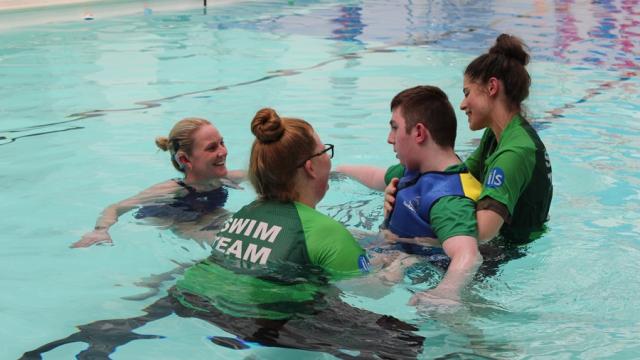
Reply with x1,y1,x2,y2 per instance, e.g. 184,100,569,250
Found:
384,163,478,244
175,200,367,319
465,114,552,241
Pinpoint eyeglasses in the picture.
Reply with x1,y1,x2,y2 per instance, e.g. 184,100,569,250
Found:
297,143,334,167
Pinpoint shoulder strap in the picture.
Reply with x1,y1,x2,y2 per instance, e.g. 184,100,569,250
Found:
174,179,196,194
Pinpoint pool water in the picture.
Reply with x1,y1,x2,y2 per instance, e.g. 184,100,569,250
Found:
1,0,639,359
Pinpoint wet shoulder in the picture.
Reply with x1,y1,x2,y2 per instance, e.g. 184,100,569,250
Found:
294,202,348,235
499,115,542,154
236,200,299,220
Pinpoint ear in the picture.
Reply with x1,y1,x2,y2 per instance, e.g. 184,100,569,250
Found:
302,159,318,179
175,152,191,169
487,77,500,97
414,123,429,144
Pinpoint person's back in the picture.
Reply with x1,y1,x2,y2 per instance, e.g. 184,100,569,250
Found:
175,199,365,319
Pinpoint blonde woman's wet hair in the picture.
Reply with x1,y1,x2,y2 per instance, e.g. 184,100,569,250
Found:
155,117,211,172
249,108,316,202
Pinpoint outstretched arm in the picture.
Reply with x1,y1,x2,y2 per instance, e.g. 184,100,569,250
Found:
334,165,388,191
224,170,247,187
71,180,180,248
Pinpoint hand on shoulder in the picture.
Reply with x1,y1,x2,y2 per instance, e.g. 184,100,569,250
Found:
383,178,399,218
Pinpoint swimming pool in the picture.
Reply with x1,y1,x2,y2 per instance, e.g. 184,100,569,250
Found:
1,0,639,358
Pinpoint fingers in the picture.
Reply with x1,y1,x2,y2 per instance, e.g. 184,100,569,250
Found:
70,231,112,248
383,178,399,218
380,229,397,244
386,177,399,194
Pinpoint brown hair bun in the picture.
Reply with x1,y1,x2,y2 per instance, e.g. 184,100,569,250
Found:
489,33,530,66
251,108,285,143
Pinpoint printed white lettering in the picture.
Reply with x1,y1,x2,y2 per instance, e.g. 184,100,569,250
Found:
228,218,251,234
215,236,231,253
243,243,272,264
494,174,503,186
226,240,243,259
252,222,282,243
243,219,257,236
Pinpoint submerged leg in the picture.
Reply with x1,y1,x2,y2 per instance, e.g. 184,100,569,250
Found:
20,296,175,360
174,292,425,360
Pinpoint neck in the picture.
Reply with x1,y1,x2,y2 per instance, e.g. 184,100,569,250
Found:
295,185,318,209
490,105,519,141
293,171,321,209
183,173,222,190
416,146,461,173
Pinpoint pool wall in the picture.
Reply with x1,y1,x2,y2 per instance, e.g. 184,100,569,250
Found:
0,0,215,31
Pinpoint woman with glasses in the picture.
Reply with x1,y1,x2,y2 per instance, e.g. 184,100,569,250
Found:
185,107,367,279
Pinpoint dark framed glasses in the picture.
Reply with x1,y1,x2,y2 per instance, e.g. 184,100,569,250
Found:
297,143,334,167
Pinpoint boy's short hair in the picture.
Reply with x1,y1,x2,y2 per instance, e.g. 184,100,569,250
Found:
390,85,457,148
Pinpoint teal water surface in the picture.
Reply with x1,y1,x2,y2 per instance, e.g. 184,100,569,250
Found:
1,0,639,359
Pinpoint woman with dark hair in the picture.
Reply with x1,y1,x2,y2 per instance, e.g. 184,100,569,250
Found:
456,33,552,243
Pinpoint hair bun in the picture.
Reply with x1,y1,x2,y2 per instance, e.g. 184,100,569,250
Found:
251,108,285,143
155,136,171,151
489,33,529,66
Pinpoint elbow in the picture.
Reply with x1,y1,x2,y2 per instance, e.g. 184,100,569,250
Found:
477,228,497,243
449,246,482,274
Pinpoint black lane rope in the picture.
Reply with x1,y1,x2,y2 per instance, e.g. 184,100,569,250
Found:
0,29,474,147
1,27,634,147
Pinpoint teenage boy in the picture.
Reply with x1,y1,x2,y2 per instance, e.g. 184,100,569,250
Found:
337,85,482,304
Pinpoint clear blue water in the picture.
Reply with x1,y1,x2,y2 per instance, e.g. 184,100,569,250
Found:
1,0,639,359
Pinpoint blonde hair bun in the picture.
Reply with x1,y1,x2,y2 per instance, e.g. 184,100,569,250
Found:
251,108,285,143
155,136,171,151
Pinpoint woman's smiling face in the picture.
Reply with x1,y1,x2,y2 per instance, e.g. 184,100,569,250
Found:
460,76,492,131
186,124,228,180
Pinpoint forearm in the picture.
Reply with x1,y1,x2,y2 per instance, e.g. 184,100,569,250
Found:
94,202,136,230
434,236,482,298
436,249,481,297
334,165,387,191
225,170,246,184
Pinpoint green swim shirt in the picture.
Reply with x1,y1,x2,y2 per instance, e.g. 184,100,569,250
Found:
175,200,367,319
465,114,552,242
